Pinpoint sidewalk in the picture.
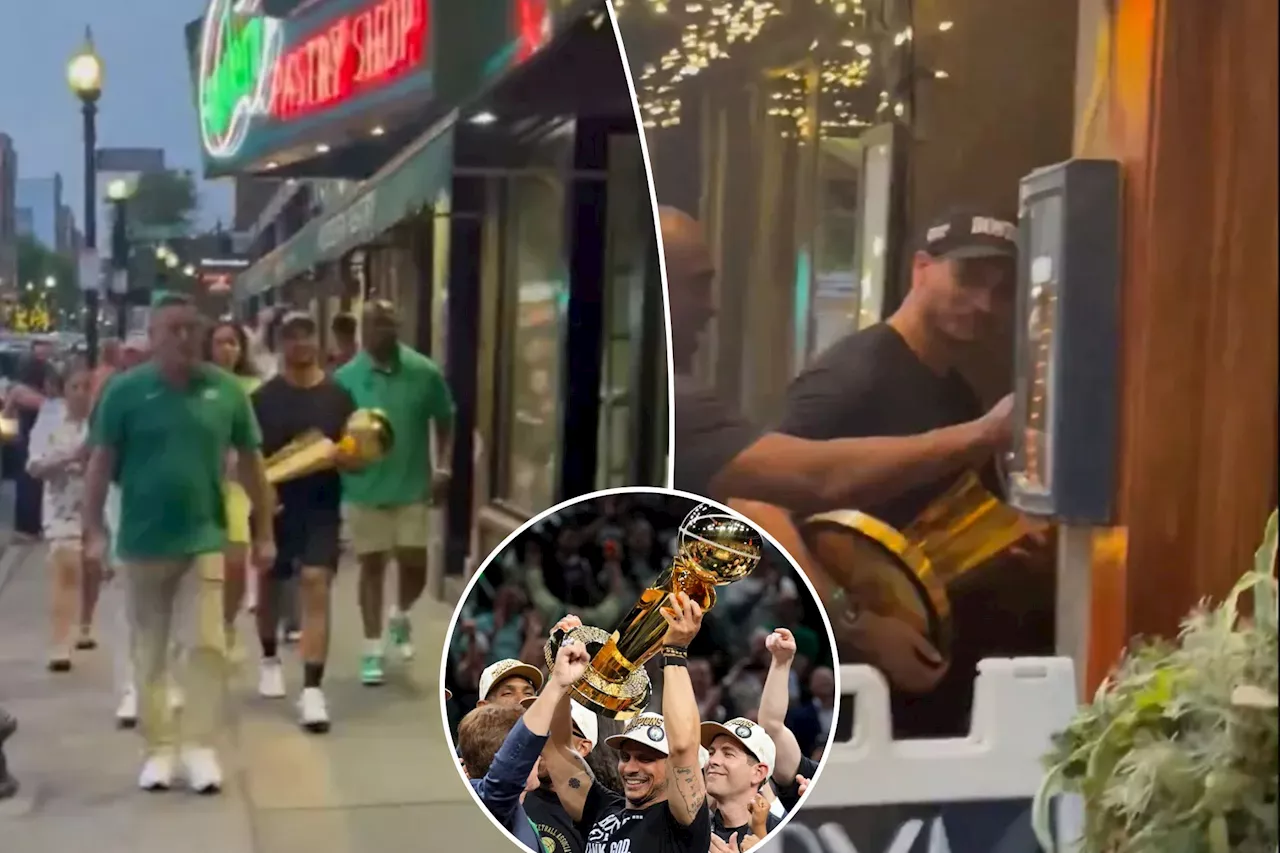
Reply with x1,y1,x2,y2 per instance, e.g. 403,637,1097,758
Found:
0,541,505,853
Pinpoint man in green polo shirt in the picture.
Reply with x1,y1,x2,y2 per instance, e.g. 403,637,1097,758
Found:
335,300,455,686
82,293,275,795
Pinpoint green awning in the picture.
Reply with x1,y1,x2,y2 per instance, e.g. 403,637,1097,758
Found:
236,115,456,299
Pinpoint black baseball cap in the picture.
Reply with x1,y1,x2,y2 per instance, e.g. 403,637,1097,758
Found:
278,311,317,334
919,208,1018,260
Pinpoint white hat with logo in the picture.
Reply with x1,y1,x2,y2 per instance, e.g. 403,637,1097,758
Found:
520,696,599,750
478,659,544,701
700,717,776,777
605,712,670,756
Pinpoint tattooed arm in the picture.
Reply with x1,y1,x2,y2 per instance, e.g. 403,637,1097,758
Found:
540,691,596,822
661,592,707,826
539,616,597,822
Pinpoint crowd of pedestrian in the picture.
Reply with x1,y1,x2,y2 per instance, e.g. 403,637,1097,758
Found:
0,295,456,798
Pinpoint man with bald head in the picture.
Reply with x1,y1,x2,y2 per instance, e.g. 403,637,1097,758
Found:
661,206,1012,694
334,299,455,687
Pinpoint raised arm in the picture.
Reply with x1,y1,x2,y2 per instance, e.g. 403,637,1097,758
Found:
660,592,707,826
758,628,804,784
539,616,598,822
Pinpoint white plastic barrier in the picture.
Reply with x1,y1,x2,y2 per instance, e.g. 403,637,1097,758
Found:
765,658,1083,853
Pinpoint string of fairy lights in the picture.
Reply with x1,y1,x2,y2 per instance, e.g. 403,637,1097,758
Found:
617,0,953,141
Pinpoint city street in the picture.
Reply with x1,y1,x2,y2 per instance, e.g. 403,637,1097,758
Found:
0,535,504,853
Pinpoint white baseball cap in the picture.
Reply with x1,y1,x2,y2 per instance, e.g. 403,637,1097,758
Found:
445,688,453,700
605,712,669,756
520,696,599,750
699,746,710,769
700,717,776,777
478,659,544,701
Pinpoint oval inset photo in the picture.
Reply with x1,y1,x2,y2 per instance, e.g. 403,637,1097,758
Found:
440,487,842,853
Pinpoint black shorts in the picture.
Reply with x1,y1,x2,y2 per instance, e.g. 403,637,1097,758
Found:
272,508,341,578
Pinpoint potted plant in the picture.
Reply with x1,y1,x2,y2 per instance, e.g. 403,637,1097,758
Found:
1032,512,1279,853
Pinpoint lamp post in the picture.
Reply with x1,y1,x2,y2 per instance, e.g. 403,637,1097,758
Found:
68,26,103,366
107,178,131,335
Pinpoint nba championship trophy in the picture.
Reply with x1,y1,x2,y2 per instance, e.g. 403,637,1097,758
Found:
265,408,394,484
802,470,1034,661
546,504,763,720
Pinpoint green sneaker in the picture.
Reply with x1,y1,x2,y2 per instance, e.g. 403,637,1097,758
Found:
360,653,384,686
388,614,414,661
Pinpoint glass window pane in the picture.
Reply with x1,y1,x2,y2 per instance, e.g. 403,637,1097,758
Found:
496,175,566,514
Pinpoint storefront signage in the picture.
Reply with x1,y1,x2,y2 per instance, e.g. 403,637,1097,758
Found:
198,0,283,160
194,0,431,166
271,0,428,120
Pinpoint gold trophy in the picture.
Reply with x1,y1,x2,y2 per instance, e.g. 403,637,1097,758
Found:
802,471,1033,659
546,504,763,720
0,416,18,444
265,408,394,484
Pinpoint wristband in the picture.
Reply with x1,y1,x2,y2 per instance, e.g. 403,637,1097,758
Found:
662,654,689,668
662,644,689,658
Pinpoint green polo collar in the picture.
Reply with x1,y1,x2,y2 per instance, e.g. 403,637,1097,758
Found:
352,344,408,375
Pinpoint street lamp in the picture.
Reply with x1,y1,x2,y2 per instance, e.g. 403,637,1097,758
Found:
68,26,103,366
108,178,132,335
44,276,57,290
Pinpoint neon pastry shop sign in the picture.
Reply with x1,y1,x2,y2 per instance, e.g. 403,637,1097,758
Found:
198,0,429,161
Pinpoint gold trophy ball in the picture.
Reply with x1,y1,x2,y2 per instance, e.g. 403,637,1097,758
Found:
677,504,764,584
341,409,394,462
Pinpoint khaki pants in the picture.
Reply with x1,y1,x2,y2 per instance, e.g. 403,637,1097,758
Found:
125,553,227,753
345,502,431,556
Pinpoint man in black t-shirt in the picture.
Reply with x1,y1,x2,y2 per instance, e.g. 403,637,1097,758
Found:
662,206,1012,696
777,209,1055,737
541,601,712,853
251,312,357,733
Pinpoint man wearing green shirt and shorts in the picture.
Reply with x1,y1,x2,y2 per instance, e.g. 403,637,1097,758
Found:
335,300,455,686
82,293,275,794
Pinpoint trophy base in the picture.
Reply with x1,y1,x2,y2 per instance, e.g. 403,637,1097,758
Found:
546,625,654,721
570,669,653,722
803,510,953,658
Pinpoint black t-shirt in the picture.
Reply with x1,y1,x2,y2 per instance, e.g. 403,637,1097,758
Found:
525,787,584,853
251,375,355,516
774,754,820,813
673,374,759,500
581,782,712,853
712,805,783,842
776,323,986,528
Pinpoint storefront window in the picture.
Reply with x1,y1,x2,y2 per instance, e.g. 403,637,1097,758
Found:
809,137,864,362
495,174,567,513
597,135,649,489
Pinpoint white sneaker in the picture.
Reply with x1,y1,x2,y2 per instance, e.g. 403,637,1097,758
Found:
297,687,331,734
258,659,286,698
181,747,223,795
116,688,138,729
138,752,175,791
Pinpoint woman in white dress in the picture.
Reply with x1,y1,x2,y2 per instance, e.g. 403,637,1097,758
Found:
25,366,92,670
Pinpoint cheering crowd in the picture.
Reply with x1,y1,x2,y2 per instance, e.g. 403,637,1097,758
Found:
5,294,454,795
446,495,836,852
